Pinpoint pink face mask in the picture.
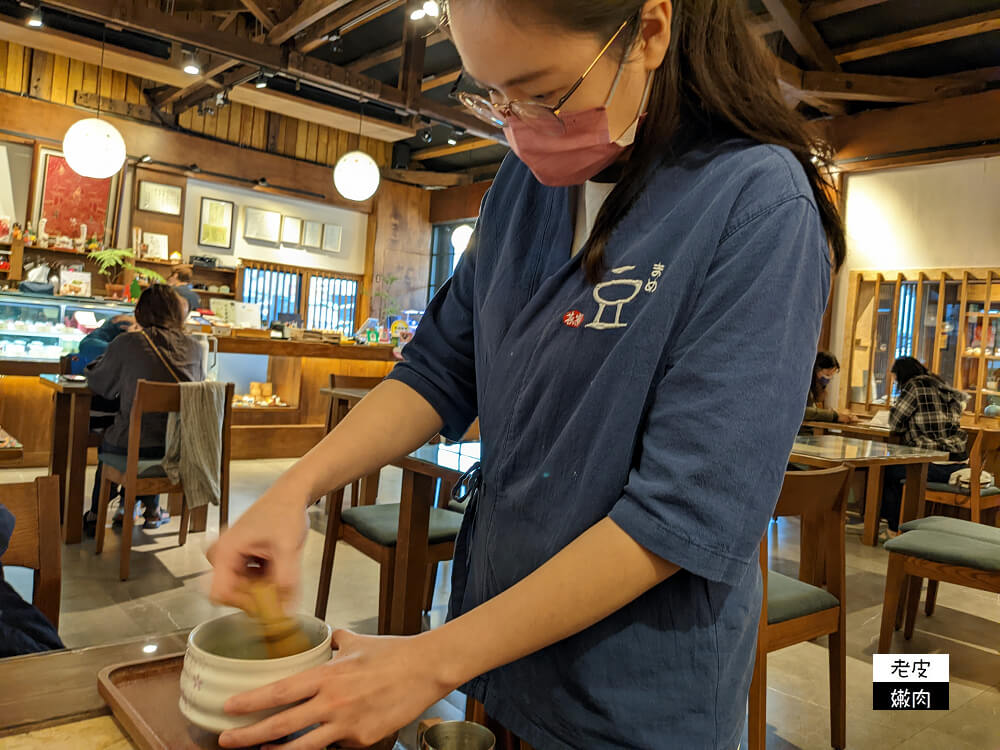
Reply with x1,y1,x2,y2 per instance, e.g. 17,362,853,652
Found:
503,70,651,187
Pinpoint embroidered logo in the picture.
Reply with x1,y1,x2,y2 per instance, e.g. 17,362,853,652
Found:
585,266,643,330
563,310,585,328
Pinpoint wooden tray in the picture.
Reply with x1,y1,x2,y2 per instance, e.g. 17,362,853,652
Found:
98,653,397,750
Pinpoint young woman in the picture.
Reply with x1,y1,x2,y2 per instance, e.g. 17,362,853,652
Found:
880,357,968,538
209,2,844,748
805,351,857,424
84,285,203,531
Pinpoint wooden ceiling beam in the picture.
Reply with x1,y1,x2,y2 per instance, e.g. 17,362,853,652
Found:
155,58,242,107
412,137,496,161
835,9,1000,63
174,63,256,112
347,28,447,73
760,0,841,71
750,0,890,37
174,0,247,11
399,17,427,108
297,0,404,54
238,0,277,30
382,168,472,187
267,0,353,45
798,70,984,102
421,67,460,92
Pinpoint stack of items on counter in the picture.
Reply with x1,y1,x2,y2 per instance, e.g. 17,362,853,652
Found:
233,381,289,408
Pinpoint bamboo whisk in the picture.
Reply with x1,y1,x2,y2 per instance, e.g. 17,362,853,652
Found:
247,581,312,658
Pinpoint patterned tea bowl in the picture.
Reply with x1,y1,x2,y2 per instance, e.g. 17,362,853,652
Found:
179,611,333,734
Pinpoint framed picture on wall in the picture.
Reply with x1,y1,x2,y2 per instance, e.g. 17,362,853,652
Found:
322,223,342,253
244,206,281,243
32,147,120,247
143,232,169,259
302,220,322,249
198,197,234,249
137,181,183,216
281,215,303,245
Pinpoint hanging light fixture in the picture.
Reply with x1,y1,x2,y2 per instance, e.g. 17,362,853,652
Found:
62,28,126,179
27,3,43,28
182,48,201,75
334,102,380,202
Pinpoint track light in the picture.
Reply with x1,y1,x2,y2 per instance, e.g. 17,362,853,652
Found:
419,128,433,144
139,154,152,163
448,137,457,146
410,8,425,20
256,177,268,186
423,0,439,17
27,4,42,27
255,75,268,89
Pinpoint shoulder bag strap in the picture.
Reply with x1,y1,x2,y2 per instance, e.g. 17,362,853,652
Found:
140,329,183,383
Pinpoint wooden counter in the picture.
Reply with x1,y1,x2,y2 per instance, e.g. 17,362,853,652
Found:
217,336,396,361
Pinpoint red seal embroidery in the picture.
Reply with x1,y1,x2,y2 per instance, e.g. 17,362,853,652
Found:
563,310,585,328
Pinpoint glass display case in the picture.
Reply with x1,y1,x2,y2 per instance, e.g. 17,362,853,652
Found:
0,290,133,363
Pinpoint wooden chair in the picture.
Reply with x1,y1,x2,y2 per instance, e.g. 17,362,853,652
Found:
94,380,235,581
749,465,852,750
326,374,384,508
0,476,62,628
923,428,1000,526
315,489,463,634
879,516,1000,652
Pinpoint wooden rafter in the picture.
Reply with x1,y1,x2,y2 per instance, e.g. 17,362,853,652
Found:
348,28,447,73
752,0,890,33
421,67,460,92
297,0,405,54
760,0,841,71
382,168,471,187
174,0,247,10
399,17,427,108
239,0,277,30
798,70,983,103
835,9,1000,63
155,58,241,107
174,63,255,112
217,12,239,31
412,137,496,161
267,0,354,46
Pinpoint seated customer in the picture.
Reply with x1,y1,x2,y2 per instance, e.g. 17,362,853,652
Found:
167,267,201,315
83,285,204,533
880,357,968,538
804,351,856,424
69,314,135,375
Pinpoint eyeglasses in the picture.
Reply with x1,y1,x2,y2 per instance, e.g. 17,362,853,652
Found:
450,15,635,135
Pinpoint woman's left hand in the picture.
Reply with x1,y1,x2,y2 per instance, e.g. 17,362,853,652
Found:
218,630,456,750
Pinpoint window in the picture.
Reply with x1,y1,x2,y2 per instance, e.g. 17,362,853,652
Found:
307,275,359,334
427,221,475,302
241,266,302,326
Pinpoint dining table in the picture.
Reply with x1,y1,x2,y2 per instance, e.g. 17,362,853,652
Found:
790,434,949,552
388,441,480,635
39,373,93,544
0,630,189,743
320,386,379,507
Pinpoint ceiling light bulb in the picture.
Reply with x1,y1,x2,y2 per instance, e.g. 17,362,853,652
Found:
334,150,380,202
62,118,126,179
423,0,439,17
255,76,268,89
448,138,457,146
410,8,426,20
183,63,200,75
27,7,43,27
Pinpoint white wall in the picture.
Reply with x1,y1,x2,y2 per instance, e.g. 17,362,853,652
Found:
182,178,368,275
830,155,1000,401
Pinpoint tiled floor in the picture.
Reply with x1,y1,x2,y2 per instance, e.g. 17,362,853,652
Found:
1,460,998,749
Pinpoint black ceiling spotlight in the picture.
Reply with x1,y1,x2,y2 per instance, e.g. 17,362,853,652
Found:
419,128,433,144
256,177,268,187
182,47,201,76
188,164,201,173
215,89,230,107
139,154,153,163
294,79,302,92
327,31,344,54
254,69,275,89
24,1,42,28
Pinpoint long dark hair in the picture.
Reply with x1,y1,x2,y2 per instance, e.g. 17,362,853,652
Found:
891,357,940,389
450,0,846,283
812,351,839,403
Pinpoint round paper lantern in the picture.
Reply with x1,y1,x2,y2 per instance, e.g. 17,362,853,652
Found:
62,118,126,179
451,224,474,253
333,150,380,202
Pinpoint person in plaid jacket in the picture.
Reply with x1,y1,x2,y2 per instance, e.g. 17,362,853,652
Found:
881,357,969,537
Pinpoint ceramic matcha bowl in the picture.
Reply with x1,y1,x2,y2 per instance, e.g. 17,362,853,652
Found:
179,611,333,734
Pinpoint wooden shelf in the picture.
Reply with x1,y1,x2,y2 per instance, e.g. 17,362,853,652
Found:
134,257,184,267
195,290,235,298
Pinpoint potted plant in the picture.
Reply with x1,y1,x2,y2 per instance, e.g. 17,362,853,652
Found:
87,247,166,300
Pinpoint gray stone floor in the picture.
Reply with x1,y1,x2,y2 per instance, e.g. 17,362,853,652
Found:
1,460,998,749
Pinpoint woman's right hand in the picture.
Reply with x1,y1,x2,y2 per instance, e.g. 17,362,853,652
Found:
207,482,311,612
836,411,858,424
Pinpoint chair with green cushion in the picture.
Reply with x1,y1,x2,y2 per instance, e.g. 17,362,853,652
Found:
315,493,464,634
749,465,852,750
923,428,1000,526
878,523,1000,652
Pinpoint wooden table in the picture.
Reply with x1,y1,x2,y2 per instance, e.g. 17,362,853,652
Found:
320,386,379,507
38,374,93,544
801,420,895,442
791,435,949,548
0,427,23,462
0,630,188,740
388,441,480,635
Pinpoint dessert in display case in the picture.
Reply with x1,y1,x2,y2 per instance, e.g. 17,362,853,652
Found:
0,290,133,363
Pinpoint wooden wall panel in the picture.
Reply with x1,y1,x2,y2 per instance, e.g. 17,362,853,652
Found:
131,166,187,256
0,377,54,468
429,181,492,224
231,424,326,459
372,181,433,313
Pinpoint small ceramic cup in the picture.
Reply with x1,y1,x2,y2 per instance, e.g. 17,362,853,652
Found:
179,611,332,734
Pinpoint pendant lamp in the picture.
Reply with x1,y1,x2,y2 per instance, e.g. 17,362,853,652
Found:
334,103,380,201
63,30,126,179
